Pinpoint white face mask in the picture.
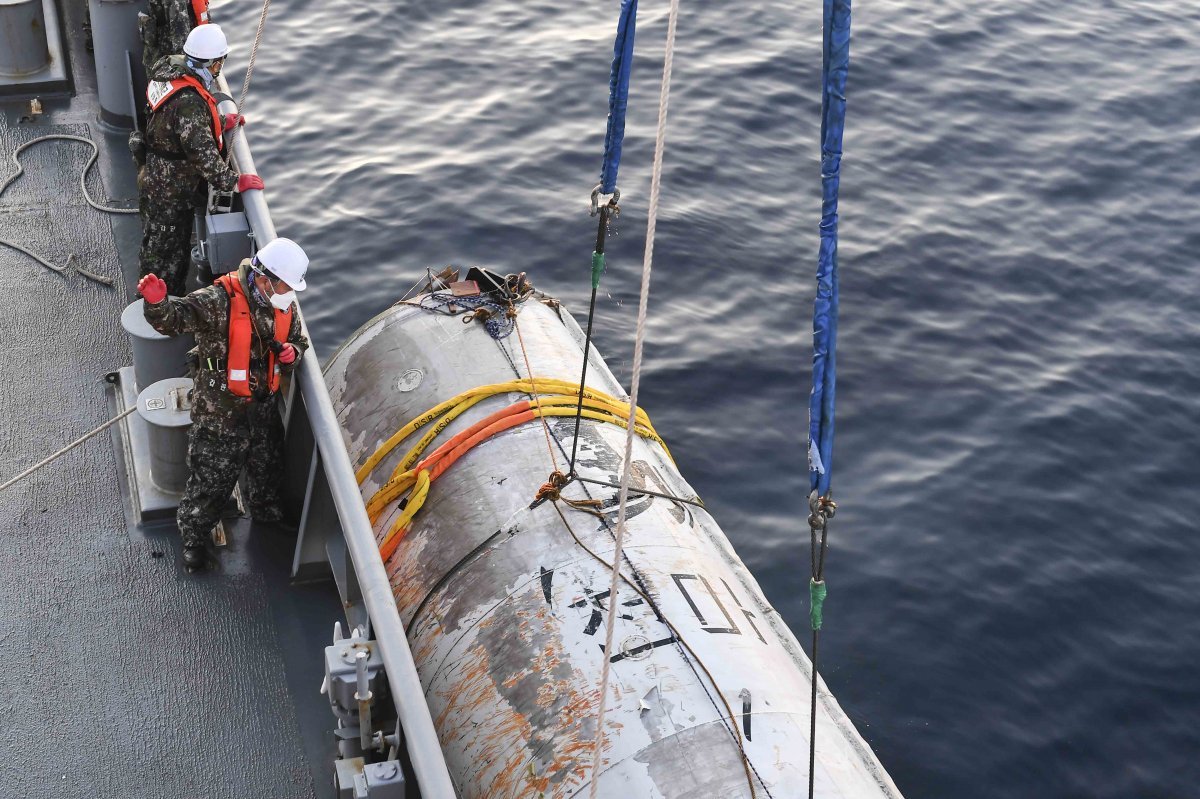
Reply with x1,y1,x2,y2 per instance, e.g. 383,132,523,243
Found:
253,265,295,311
269,290,296,311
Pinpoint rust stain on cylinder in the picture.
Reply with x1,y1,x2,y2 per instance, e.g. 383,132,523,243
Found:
424,586,616,798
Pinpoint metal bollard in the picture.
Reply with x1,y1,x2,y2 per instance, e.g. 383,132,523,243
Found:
121,300,195,391
0,0,51,77
136,377,193,494
88,0,148,128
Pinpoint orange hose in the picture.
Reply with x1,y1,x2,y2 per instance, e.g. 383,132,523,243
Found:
371,392,669,562
415,400,532,474
422,409,538,482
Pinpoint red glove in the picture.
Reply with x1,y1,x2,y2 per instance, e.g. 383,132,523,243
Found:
222,113,246,132
237,173,264,193
277,343,297,364
137,273,167,305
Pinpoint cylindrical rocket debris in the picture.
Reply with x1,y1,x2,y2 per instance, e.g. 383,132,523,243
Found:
325,288,902,799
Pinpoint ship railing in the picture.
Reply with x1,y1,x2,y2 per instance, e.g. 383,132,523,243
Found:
214,74,458,799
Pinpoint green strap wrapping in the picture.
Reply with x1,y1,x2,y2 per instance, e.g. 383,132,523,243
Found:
810,578,827,631
591,251,605,289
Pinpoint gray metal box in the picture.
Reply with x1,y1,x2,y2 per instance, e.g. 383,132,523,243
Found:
363,761,406,797
325,640,385,717
204,211,253,274
334,759,406,799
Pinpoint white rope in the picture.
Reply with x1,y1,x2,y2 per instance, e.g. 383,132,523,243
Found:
0,135,139,214
0,407,137,494
587,0,681,795
0,238,68,274
224,0,273,167
0,135,133,284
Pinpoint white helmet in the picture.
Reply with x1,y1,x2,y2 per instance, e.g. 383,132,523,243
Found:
255,237,309,291
184,24,230,62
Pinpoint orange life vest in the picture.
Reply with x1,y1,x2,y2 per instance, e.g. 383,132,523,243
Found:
216,274,293,398
146,74,223,151
191,0,210,25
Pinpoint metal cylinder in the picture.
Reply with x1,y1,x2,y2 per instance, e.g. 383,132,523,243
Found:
354,650,374,753
87,0,147,128
121,300,195,391
0,0,51,77
137,377,192,494
190,245,216,290
325,296,901,799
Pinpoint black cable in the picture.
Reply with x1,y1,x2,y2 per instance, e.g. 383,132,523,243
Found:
568,203,613,474
808,493,833,799
574,475,704,509
550,499,768,799
809,627,821,799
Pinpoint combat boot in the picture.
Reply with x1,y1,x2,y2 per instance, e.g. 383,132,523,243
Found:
182,545,208,573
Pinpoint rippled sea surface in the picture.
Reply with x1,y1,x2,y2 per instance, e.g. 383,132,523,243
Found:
217,1,1200,795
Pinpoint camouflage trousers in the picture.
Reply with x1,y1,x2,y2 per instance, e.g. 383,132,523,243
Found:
138,193,195,298
176,398,285,549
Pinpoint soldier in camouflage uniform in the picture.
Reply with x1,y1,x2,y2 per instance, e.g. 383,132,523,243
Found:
140,0,212,73
137,239,311,571
139,24,261,297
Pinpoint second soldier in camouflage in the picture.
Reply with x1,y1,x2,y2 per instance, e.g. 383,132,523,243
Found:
140,241,311,571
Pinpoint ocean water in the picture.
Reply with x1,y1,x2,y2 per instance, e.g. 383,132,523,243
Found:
216,1,1200,796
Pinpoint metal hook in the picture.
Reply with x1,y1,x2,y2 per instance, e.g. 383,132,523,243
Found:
590,184,621,217
807,490,837,531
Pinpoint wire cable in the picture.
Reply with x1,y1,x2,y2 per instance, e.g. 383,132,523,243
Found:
0,135,135,284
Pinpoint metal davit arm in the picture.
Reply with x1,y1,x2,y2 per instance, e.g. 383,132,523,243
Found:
214,75,459,799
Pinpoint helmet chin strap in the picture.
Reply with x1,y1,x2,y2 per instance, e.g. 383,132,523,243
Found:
249,277,272,308
185,58,217,88
251,268,295,311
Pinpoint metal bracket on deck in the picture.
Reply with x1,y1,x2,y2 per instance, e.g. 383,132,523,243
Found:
334,757,406,799
325,624,407,797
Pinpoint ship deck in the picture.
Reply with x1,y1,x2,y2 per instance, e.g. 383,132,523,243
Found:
0,4,341,797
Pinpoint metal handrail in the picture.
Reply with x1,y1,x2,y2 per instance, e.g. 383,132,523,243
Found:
214,75,458,799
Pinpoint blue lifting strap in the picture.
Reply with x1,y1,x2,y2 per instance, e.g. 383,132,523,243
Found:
599,0,638,195
809,0,851,496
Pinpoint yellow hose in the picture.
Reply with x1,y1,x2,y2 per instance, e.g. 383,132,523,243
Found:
366,404,665,524
360,379,672,553
355,377,653,484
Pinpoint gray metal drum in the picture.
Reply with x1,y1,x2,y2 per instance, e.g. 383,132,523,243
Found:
87,0,147,128
121,299,195,391
325,294,901,799
0,0,51,77
137,376,192,494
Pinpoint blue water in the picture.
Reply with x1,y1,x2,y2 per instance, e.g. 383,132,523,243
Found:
218,2,1200,796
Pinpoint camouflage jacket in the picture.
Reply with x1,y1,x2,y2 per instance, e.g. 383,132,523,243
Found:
142,56,237,208
140,0,210,73
144,261,310,421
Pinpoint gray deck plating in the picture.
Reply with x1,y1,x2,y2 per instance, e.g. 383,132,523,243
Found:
0,3,340,796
